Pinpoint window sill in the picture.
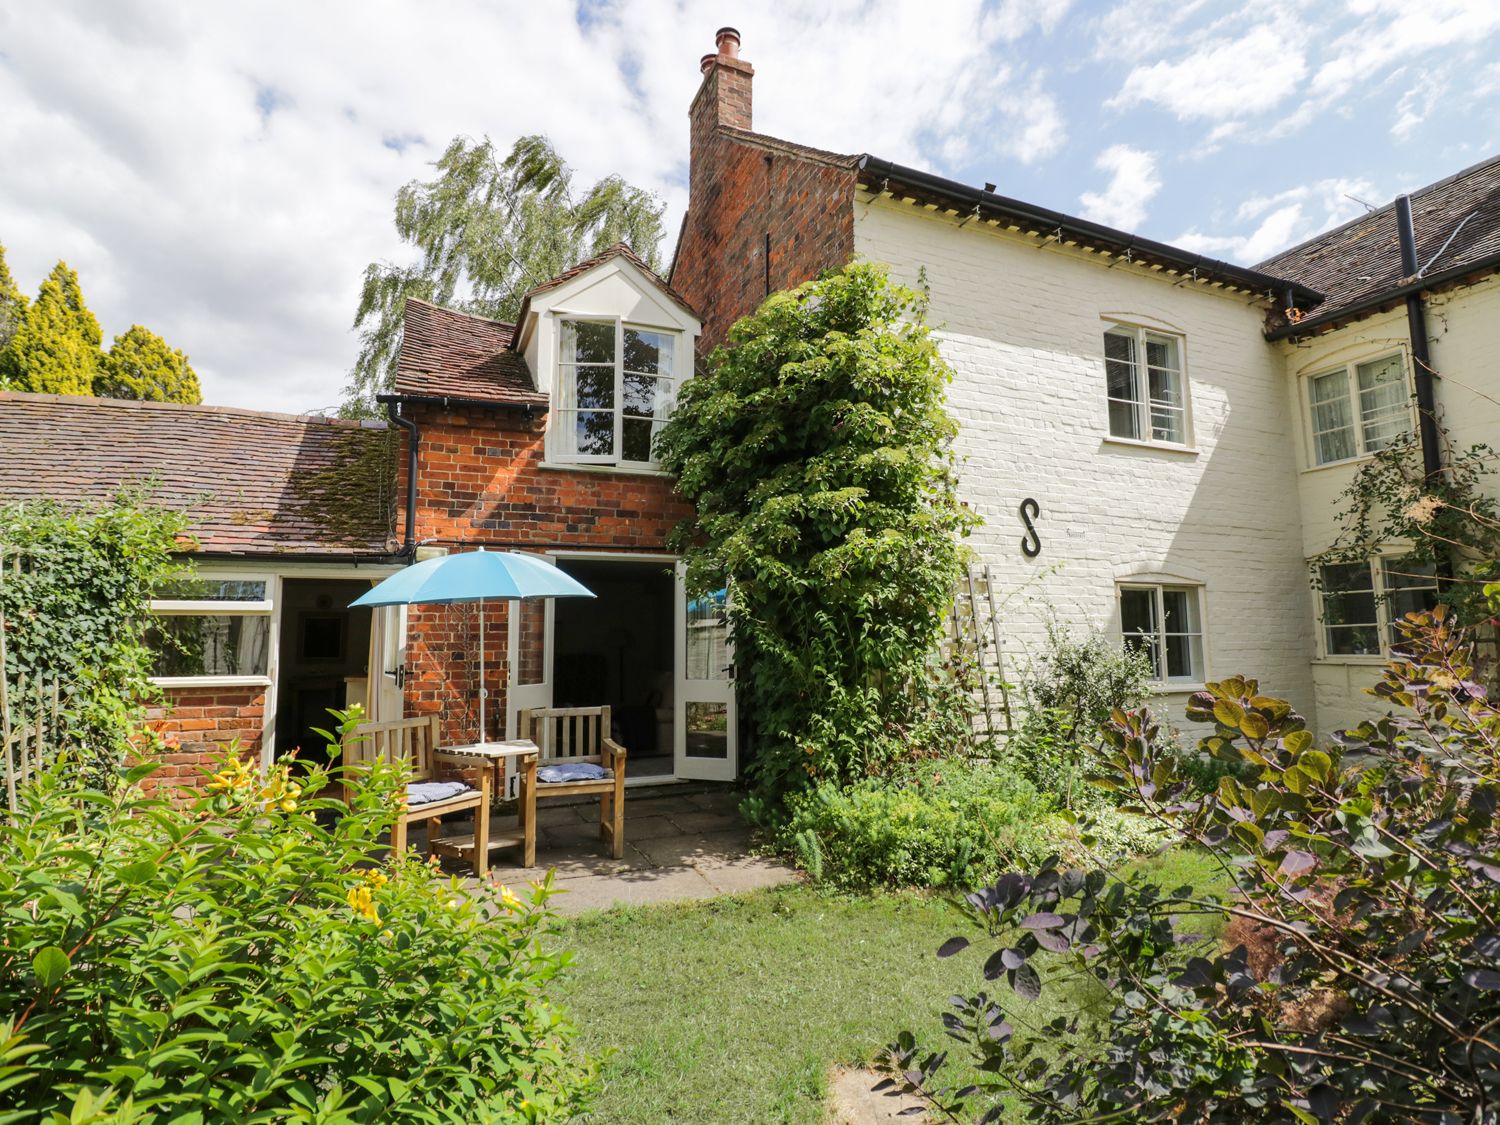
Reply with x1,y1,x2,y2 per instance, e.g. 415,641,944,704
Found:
1101,436,1199,456
1311,656,1387,667
1149,681,1206,694
151,675,273,689
1301,451,1385,474
538,460,674,478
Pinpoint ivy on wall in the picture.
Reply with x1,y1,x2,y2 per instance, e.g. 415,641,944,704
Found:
656,263,976,803
0,493,188,766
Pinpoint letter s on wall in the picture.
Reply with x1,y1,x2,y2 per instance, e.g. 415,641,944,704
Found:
1019,498,1042,558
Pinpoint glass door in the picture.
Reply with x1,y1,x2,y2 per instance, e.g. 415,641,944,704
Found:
367,603,407,723
674,564,736,781
506,589,554,739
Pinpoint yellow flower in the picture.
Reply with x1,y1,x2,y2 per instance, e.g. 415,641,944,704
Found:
498,884,522,911
346,883,381,924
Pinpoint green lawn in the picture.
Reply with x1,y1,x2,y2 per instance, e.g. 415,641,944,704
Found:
552,848,1224,1124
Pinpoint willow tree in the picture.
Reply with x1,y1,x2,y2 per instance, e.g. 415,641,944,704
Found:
655,264,977,802
344,134,665,413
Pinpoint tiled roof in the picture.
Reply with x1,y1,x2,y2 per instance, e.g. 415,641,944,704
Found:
514,242,698,325
0,392,397,557
393,298,546,406
1257,151,1500,329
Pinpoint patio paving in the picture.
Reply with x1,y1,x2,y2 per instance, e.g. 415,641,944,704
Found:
416,783,800,914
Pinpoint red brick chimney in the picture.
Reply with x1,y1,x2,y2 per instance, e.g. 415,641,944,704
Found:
691,27,752,167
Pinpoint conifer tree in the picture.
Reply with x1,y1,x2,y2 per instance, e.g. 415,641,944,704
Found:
0,245,29,389
6,261,103,396
96,324,202,404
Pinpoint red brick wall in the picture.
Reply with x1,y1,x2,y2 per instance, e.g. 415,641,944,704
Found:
674,58,857,357
142,684,264,794
397,401,690,745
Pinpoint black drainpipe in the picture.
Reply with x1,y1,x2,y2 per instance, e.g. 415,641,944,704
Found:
1395,194,1443,483
381,396,419,559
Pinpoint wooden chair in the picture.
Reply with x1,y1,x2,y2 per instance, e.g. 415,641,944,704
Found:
341,716,492,876
518,706,627,859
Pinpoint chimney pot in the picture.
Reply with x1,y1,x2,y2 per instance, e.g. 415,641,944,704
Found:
700,53,717,73
715,27,740,58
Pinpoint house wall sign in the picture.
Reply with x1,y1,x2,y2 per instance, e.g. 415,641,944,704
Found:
1019,498,1042,558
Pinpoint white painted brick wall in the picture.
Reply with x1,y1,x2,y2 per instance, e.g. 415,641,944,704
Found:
853,196,1319,739
1277,273,1500,731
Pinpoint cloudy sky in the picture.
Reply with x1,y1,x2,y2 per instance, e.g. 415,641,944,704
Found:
3,0,1498,413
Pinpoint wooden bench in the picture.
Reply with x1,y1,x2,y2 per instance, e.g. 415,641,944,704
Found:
342,716,492,876
519,706,627,859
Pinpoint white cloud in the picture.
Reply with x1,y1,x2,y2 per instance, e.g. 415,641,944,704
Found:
1107,17,1307,122
1078,145,1161,230
1311,0,1500,103
1174,177,1378,265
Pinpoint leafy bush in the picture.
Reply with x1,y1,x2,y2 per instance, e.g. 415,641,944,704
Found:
882,608,1500,1123
0,493,186,768
656,263,976,804
782,758,1056,890
0,746,594,1122
1019,619,1154,736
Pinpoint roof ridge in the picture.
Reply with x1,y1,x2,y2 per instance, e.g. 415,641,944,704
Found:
717,125,857,167
0,390,382,429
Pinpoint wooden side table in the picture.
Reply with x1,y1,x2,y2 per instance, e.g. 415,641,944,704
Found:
434,740,539,868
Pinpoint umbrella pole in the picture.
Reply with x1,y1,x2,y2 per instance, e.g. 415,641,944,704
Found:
478,598,487,745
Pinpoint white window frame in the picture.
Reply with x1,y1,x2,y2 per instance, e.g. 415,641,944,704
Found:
1315,554,1440,661
551,316,679,470
1118,582,1206,686
1302,352,1414,468
149,573,277,688
1102,323,1191,448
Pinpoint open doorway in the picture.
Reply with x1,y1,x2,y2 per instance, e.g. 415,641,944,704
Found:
274,577,373,758
552,558,675,777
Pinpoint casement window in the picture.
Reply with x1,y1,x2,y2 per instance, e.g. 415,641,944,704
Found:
1305,353,1411,466
1317,556,1439,657
554,318,677,467
1103,324,1188,446
147,577,273,682
1119,583,1204,683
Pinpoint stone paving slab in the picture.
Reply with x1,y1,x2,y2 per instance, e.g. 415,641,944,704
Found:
826,1068,928,1123
421,784,798,915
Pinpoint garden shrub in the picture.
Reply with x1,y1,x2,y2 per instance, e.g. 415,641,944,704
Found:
0,493,186,770
782,758,1056,890
0,739,594,1122
882,608,1500,1123
655,263,976,805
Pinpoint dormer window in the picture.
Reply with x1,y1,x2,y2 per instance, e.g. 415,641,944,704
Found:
554,318,677,468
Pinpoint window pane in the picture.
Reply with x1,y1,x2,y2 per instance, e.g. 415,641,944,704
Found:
1104,330,1142,439
1161,587,1202,680
1309,371,1356,464
1356,355,1410,453
1321,562,1379,655
684,701,729,759
1119,587,1161,678
1144,333,1179,373
686,587,730,681
623,372,663,417
621,416,655,462
572,410,615,456
562,319,614,364
148,615,270,677
154,578,268,602
573,365,615,410
624,328,674,377
1383,558,1439,629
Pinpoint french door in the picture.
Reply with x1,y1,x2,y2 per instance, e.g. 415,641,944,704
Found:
367,604,408,723
506,586,555,739
674,563,737,781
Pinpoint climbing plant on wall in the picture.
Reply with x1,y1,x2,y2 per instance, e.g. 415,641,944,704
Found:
655,263,976,804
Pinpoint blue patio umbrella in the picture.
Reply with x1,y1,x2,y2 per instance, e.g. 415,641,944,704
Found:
350,550,595,744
